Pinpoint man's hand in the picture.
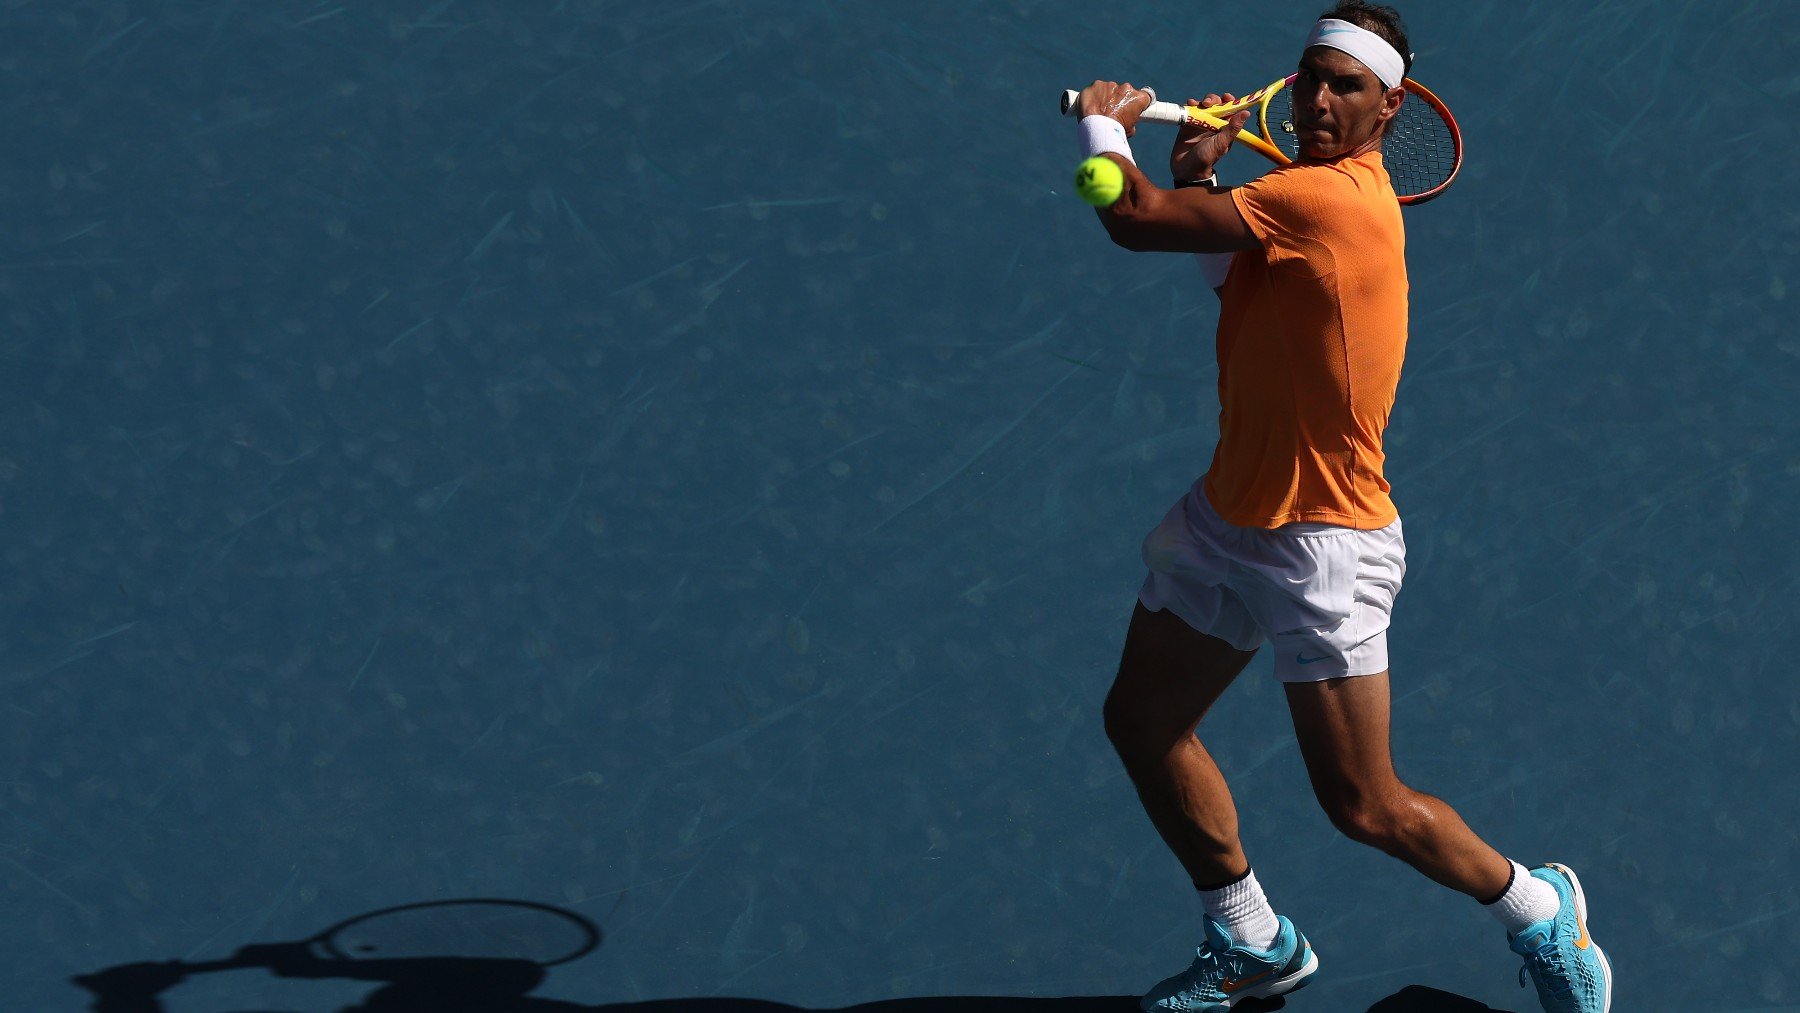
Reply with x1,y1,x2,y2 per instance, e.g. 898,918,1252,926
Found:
1170,93,1250,183
1074,80,1156,136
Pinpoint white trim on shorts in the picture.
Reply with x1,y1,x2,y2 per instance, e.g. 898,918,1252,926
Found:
1136,477,1406,682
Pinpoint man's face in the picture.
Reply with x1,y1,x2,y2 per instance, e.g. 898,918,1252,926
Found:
1290,46,1402,159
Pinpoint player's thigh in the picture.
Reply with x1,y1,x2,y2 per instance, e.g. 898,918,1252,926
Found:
1105,601,1258,742
1283,671,1401,802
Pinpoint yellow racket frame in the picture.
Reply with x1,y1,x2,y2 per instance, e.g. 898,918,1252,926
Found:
1181,77,1294,164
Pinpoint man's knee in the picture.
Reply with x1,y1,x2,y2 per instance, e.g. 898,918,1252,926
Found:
1105,608,1250,754
1102,681,1192,757
1102,683,1155,749
1321,797,1389,847
1319,788,1430,851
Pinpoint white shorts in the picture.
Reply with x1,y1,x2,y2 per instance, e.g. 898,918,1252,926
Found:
1137,477,1406,682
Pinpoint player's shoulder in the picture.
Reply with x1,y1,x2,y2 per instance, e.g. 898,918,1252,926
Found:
1247,154,1381,195
1237,154,1396,224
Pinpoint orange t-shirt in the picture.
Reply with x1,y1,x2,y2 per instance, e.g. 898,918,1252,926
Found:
1204,150,1408,530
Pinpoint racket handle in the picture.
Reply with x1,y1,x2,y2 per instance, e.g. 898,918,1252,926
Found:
1059,89,1220,127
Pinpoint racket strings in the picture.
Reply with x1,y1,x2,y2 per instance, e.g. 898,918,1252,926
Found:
1262,89,1457,200
1384,99,1458,198
1269,91,1302,160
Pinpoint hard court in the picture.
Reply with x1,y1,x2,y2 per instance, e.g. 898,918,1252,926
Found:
2,2,1795,1011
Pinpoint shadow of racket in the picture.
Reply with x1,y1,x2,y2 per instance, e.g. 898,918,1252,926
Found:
74,898,601,1011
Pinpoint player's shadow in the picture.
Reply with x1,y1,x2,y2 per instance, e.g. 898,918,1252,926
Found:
69,899,1502,1013
1367,986,1518,1012
71,897,604,1013
67,898,1141,1013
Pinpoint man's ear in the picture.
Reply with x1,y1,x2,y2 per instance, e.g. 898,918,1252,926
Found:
1377,86,1405,126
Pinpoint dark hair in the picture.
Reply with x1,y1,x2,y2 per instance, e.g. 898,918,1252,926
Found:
1318,1,1413,79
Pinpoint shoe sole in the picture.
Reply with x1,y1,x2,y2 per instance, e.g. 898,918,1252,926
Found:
1545,862,1612,1013
1140,946,1320,1013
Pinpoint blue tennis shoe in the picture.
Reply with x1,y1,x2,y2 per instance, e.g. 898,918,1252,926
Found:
1141,915,1318,1012
1508,863,1612,1012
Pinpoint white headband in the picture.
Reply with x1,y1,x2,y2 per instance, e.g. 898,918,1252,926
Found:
1304,18,1406,89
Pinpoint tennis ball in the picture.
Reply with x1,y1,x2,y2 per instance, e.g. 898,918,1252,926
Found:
1074,156,1125,208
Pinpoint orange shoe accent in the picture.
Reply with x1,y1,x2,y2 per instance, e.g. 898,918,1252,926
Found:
1551,864,1592,951
1219,970,1272,994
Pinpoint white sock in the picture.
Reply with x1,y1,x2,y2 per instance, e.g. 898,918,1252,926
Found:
1484,860,1561,935
1198,869,1281,951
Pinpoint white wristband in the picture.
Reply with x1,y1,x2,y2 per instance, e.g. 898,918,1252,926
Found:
1196,251,1235,288
1079,115,1136,164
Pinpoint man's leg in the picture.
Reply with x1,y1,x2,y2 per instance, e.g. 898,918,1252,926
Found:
1110,602,1322,1011
1103,601,1259,888
1285,671,1613,1011
1283,670,1511,896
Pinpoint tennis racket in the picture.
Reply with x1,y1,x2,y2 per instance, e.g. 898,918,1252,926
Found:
1060,76,1462,205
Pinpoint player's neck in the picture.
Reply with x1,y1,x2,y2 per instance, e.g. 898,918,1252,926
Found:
1303,142,1381,166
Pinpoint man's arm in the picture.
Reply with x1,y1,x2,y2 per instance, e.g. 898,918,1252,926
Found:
1094,155,1259,255
1070,82,1260,256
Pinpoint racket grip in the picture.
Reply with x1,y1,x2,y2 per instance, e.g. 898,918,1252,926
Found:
1059,89,1211,127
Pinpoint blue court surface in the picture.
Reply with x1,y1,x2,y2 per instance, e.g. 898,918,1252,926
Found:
4,2,1796,1011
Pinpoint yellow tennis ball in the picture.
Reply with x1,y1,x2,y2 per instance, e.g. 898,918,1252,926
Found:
1074,155,1125,207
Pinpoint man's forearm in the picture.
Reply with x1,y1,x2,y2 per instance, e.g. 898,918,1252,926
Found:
1099,168,1256,254
1076,106,1259,255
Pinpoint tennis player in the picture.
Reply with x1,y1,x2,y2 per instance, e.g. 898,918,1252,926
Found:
1074,4,1611,1011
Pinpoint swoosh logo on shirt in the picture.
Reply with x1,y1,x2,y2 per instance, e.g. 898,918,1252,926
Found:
1296,654,1332,665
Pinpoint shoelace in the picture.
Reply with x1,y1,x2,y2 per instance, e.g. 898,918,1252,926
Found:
1189,944,1248,995
1518,939,1574,1001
